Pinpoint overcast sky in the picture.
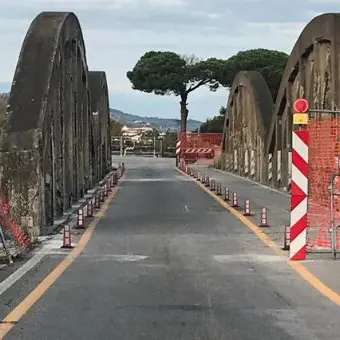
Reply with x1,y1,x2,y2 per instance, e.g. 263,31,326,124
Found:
0,0,338,121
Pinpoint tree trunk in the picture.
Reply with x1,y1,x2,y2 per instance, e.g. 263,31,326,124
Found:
180,94,188,132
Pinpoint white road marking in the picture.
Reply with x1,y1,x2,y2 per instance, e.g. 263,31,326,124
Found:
213,254,285,263
45,252,149,262
0,249,50,296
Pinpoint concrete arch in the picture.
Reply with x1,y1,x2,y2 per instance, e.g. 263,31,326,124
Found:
265,13,340,189
224,71,273,182
88,71,111,184
0,12,110,237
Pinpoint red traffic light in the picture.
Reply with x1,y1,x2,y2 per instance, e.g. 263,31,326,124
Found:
293,98,309,113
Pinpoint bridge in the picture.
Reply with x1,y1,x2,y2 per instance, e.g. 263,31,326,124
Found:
0,12,111,242
1,10,340,340
220,13,340,259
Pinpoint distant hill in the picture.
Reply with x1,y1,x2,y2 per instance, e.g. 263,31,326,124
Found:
110,108,203,132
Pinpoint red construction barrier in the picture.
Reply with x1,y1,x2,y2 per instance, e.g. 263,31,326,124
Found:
0,194,32,250
178,133,223,165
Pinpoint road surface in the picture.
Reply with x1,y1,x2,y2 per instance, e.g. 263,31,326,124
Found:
0,157,340,339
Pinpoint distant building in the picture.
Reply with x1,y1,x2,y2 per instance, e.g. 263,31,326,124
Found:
121,125,154,142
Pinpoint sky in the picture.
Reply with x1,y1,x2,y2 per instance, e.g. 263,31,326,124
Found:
0,1,338,122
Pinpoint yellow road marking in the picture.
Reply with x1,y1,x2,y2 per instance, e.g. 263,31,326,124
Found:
0,174,125,338
178,168,340,306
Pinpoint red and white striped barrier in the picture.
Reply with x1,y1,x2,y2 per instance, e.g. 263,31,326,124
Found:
244,199,251,216
290,130,309,260
184,148,213,153
232,192,239,207
259,208,268,227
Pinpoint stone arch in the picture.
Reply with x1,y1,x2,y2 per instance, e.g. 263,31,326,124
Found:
223,71,273,182
0,12,104,237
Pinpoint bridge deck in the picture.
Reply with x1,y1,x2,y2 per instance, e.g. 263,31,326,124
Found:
0,158,339,339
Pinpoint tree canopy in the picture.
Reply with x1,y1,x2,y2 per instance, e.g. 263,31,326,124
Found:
110,119,123,136
216,48,289,99
127,52,225,132
199,106,226,133
126,49,288,132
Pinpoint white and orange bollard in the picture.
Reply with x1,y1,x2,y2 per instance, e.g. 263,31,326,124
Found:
259,207,269,227
61,224,73,249
243,199,251,216
216,183,222,195
100,187,105,202
77,207,84,229
224,187,230,201
231,192,239,207
87,199,93,217
283,225,290,250
205,176,210,187
94,192,100,209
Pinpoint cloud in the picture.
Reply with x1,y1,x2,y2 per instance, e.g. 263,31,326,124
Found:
0,0,339,119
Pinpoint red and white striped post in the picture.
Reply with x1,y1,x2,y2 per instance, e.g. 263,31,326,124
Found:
244,199,251,216
290,130,309,260
176,140,181,167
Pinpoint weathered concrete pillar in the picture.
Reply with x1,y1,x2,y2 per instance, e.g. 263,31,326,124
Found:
0,148,41,238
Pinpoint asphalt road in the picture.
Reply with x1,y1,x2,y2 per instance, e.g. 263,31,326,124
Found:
1,157,340,339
